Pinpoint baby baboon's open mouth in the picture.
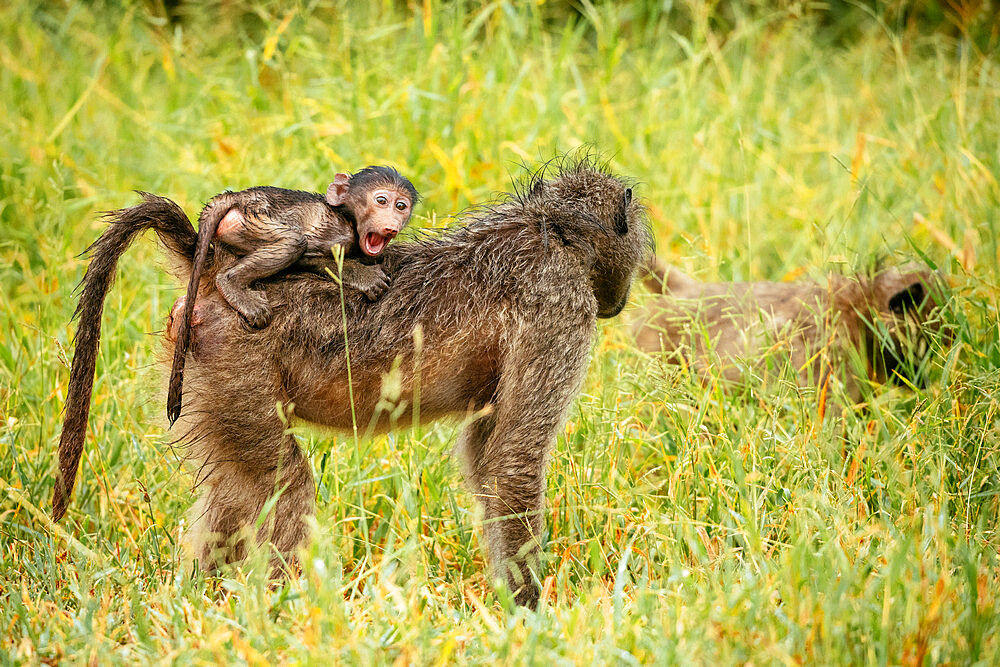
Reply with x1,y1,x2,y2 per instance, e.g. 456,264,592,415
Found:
362,232,388,256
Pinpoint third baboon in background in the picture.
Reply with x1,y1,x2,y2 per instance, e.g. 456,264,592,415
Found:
632,257,950,401
55,157,651,609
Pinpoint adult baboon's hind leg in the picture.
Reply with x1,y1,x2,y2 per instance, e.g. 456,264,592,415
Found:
177,333,316,572
186,433,316,572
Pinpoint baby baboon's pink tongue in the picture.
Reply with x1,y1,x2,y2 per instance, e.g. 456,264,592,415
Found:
363,233,387,256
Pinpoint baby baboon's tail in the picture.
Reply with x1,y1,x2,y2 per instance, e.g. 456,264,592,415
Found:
166,197,233,426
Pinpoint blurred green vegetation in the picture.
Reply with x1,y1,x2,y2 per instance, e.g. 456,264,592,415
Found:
1,1,999,663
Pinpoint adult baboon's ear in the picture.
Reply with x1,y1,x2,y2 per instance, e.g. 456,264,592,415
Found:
614,188,631,235
326,173,351,206
888,282,925,313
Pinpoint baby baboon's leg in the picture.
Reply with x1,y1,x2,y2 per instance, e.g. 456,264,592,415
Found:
216,232,308,328
470,330,590,608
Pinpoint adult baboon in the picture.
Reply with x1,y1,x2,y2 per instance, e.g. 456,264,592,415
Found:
632,257,950,401
55,158,651,608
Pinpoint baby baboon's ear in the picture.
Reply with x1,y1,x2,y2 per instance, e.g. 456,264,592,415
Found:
326,173,351,207
888,282,926,313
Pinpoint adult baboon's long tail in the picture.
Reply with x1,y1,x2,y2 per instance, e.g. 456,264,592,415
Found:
53,193,198,521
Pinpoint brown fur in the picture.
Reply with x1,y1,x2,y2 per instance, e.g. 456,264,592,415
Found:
55,158,651,608
632,256,950,400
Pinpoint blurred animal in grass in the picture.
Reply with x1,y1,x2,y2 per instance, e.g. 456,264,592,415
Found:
631,257,951,403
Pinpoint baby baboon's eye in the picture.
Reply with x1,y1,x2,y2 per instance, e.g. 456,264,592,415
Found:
376,195,388,205
396,201,407,211
624,188,632,205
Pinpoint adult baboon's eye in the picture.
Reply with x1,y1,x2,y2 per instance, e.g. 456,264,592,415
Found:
376,195,388,205
625,188,632,205
396,201,407,211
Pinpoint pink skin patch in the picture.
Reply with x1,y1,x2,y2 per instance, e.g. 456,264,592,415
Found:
216,208,245,238
166,296,203,342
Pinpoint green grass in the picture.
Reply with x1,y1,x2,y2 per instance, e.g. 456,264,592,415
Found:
2,1,999,663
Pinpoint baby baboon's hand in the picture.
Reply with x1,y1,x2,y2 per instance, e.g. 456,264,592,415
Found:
342,261,391,301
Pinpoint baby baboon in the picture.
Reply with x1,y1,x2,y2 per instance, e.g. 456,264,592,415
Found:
632,257,950,400
168,167,418,423
193,167,418,327
54,158,651,608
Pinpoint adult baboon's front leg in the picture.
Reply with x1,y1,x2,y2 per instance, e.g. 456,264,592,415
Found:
470,328,591,608
477,430,550,608
456,413,496,494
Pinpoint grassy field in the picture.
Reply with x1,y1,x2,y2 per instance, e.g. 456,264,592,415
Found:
2,1,999,663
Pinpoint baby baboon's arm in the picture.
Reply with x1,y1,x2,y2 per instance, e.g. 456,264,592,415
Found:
295,254,391,303
337,261,390,302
